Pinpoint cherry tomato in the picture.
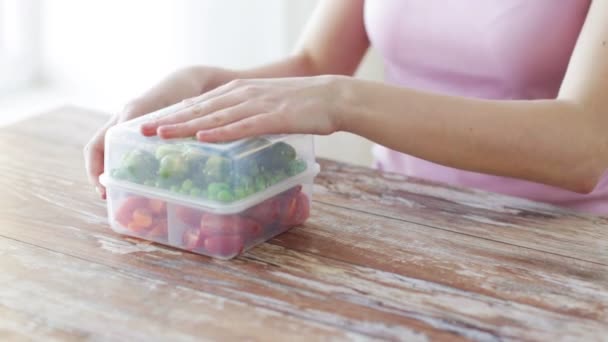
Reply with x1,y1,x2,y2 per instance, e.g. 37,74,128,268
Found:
175,205,203,227
182,226,204,250
245,197,281,226
200,213,261,239
148,199,167,217
204,235,244,258
115,196,147,226
280,185,302,199
147,218,168,239
280,192,310,226
131,208,154,228
127,222,149,233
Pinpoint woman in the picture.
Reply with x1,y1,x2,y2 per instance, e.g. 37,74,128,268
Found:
85,0,608,214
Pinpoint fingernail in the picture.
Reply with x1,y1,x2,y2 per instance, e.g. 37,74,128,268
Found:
141,124,154,133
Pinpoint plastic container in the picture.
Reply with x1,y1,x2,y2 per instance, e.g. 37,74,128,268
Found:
100,103,319,259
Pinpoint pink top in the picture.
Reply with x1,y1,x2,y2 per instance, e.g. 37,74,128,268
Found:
364,0,608,215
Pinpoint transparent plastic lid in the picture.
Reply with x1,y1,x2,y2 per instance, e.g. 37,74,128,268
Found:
118,101,289,152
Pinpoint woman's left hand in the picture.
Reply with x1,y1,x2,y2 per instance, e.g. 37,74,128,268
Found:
140,75,346,142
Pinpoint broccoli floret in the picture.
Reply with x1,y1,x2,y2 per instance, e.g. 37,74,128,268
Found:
203,155,231,183
158,153,188,180
155,144,183,160
120,149,158,183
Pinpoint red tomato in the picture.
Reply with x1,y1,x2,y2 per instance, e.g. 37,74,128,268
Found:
182,226,204,250
245,197,281,226
280,185,302,198
280,192,310,226
127,222,149,233
115,196,147,226
131,208,154,228
148,199,167,217
147,218,168,239
176,205,202,227
200,213,261,239
204,235,244,257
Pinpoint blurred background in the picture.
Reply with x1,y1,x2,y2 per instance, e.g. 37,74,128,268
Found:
0,0,383,166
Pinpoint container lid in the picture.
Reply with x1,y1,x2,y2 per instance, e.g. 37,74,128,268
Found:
100,163,319,214
113,101,289,152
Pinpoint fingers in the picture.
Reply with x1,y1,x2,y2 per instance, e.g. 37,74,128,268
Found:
84,116,117,199
157,102,255,139
140,80,244,136
196,113,285,142
84,141,106,199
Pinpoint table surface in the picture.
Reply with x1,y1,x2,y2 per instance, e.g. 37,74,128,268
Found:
1,107,607,342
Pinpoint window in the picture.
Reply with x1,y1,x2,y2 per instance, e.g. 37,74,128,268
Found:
0,0,40,92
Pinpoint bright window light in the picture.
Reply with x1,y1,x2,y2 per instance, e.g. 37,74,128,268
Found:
0,0,40,92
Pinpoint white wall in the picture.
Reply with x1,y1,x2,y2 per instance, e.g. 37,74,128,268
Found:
41,0,288,112
0,0,42,91
40,0,383,166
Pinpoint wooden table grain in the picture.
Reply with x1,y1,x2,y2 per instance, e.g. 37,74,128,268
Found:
1,107,607,342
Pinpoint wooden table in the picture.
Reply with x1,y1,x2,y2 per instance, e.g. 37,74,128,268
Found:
1,107,607,341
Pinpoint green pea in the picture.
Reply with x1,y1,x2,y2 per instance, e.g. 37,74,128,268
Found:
207,182,230,197
234,186,246,199
255,176,267,192
181,179,194,191
190,187,202,197
170,185,180,193
246,186,256,196
217,190,234,202
155,144,182,160
288,159,307,176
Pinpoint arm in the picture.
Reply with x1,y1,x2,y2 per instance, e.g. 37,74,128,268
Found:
142,1,608,194
342,0,608,193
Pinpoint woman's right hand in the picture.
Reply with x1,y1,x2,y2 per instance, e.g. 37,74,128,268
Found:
83,66,236,199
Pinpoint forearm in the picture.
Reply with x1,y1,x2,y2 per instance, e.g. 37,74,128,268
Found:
340,78,607,193
236,53,324,79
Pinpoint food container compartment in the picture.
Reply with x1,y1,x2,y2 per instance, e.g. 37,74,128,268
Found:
103,178,314,259
107,191,170,244
104,103,314,204
101,104,318,259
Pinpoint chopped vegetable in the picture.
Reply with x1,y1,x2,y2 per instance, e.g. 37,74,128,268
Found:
111,139,307,202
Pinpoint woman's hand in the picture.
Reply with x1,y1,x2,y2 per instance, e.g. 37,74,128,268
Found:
84,66,236,199
140,75,347,142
